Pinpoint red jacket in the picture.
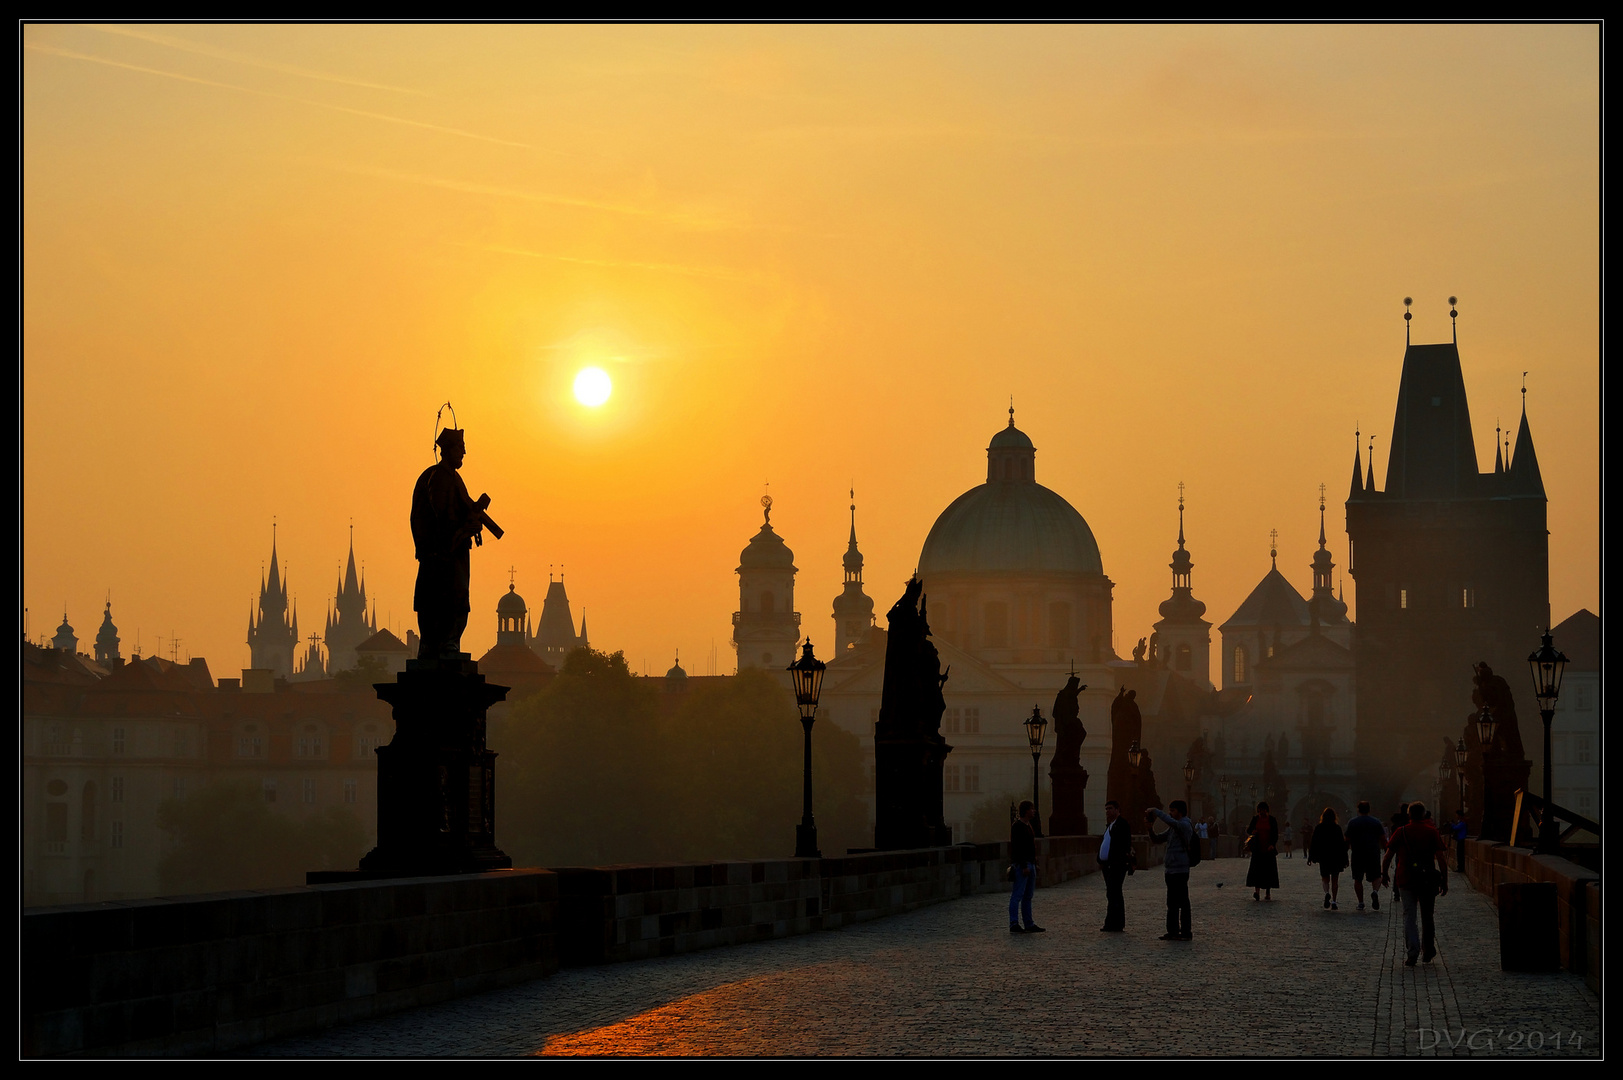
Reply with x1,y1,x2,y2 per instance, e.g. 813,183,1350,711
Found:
1383,822,1448,889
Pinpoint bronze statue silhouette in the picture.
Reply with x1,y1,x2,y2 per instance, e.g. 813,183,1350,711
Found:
1460,660,1532,840
1050,674,1088,769
874,576,953,849
1046,674,1090,835
412,425,503,660
1132,637,1148,663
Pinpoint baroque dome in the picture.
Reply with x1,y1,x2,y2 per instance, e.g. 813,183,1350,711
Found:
918,415,1104,577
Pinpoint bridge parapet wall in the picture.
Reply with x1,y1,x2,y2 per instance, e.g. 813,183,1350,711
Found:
1460,838,1599,991
23,869,557,1058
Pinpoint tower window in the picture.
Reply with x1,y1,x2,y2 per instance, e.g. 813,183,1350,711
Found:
1462,586,1475,609
965,707,980,733
1175,643,1191,671
1399,588,1409,610
1234,647,1247,684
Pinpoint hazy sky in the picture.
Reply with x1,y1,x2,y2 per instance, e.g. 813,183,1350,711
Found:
23,24,1599,681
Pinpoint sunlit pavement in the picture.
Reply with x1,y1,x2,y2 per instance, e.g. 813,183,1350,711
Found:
255,855,1600,1058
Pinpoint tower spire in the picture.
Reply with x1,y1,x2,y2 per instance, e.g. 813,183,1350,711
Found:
1495,417,1504,474
1366,434,1377,492
1318,483,1328,547
1269,529,1279,570
1349,427,1364,498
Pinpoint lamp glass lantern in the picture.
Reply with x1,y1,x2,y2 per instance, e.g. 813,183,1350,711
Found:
1527,630,1569,714
1475,705,1497,748
1024,707,1048,755
1127,741,1144,770
788,641,826,720
1454,738,1468,768
1183,760,1196,784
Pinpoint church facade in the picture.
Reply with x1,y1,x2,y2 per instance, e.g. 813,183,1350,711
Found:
818,412,1118,841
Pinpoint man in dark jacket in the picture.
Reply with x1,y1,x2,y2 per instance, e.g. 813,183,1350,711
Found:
1098,799,1133,932
1009,801,1043,933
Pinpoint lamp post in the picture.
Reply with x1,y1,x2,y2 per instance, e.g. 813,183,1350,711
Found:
1527,628,1570,855
787,640,826,859
1024,706,1048,837
1454,738,1468,814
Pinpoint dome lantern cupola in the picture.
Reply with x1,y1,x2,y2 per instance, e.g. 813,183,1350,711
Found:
986,404,1037,484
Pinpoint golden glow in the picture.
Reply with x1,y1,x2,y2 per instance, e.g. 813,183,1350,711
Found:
21,25,1599,677
573,366,612,408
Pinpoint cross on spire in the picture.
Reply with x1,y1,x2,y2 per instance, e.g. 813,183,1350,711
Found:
1269,529,1279,568
1008,397,1015,427
509,566,516,587
1318,483,1326,511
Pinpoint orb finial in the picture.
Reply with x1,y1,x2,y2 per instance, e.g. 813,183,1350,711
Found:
1008,396,1015,428
1269,528,1279,568
1403,296,1412,342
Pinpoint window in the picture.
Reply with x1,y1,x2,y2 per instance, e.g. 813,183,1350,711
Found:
297,726,324,759
112,728,125,755
1577,791,1594,814
943,708,960,734
964,765,981,793
343,779,358,804
1573,682,1592,711
111,776,123,803
1574,736,1592,765
1233,647,1247,684
263,779,277,803
302,778,317,804
984,602,1009,648
1462,586,1475,609
173,777,188,800
1049,603,1072,649
354,725,382,758
239,725,263,758
111,820,123,849
1175,643,1192,671
964,708,980,733
944,765,960,792
1400,587,1409,610
81,782,96,842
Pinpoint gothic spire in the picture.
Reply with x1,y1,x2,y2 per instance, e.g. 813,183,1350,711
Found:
1508,378,1546,497
1348,428,1364,498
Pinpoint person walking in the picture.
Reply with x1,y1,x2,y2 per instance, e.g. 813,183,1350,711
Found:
1343,800,1387,911
1450,809,1469,872
1381,801,1450,965
1009,800,1044,934
1097,800,1133,932
1146,800,1195,940
1307,807,1348,910
1282,824,1294,859
1245,801,1280,900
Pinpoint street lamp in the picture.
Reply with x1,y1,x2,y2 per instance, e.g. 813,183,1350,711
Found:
1024,706,1048,837
787,640,826,859
1454,738,1468,813
1476,704,1497,748
1527,628,1570,855
1127,740,1144,769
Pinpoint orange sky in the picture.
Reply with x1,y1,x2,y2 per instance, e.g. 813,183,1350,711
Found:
23,24,1600,682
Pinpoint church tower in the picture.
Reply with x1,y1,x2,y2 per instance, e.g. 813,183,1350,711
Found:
733,494,800,675
1152,487,1212,690
531,570,589,668
1346,300,1549,800
831,489,876,652
52,609,77,654
324,526,376,674
94,601,122,667
1308,487,1351,648
247,528,298,678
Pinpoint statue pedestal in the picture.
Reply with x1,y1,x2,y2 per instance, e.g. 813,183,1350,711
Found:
311,656,511,882
1479,753,1533,843
873,731,953,850
1048,763,1089,836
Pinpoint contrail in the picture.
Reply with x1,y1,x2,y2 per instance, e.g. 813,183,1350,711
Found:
89,25,432,97
26,42,529,149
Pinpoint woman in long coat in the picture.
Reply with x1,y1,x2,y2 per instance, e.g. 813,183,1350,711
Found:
1307,807,1349,910
1245,800,1280,899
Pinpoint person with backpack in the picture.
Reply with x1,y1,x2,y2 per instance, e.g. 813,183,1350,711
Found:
1146,800,1195,941
1381,801,1450,965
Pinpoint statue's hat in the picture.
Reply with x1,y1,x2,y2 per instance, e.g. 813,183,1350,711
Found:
435,427,465,452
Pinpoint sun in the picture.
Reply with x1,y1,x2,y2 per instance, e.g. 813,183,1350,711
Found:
573,367,612,407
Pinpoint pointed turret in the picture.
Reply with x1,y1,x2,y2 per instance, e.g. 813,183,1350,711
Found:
1348,432,1364,500
832,488,877,651
1508,399,1546,498
1310,488,1348,629
1494,420,1505,475
94,600,122,666
248,526,297,677
1154,485,1213,688
1383,341,1479,498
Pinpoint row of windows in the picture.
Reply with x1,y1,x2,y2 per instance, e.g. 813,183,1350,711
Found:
1390,585,1478,611
942,708,981,734
47,725,195,757
943,764,982,793
237,723,384,760
261,778,360,804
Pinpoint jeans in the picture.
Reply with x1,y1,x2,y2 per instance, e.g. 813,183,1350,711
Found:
1102,864,1127,929
1009,863,1035,927
1401,886,1437,960
1165,872,1191,936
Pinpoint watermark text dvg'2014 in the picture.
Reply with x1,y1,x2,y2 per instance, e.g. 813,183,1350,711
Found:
1416,1029,1584,1052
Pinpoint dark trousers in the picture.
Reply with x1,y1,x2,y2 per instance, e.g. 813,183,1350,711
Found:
1009,863,1035,927
1165,871,1191,936
1102,864,1127,929
1402,887,1437,960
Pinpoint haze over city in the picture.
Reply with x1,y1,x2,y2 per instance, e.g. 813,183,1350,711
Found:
24,23,1597,681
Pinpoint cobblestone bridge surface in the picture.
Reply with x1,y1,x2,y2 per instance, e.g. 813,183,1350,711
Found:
257,856,1600,1058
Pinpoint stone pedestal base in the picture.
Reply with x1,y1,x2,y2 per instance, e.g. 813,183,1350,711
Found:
317,656,512,882
1049,763,1090,836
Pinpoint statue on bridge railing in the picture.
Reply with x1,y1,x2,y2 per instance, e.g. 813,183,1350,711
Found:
1460,661,1531,842
1047,674,1090,835
1106,687,1162,832
873,576,953,850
